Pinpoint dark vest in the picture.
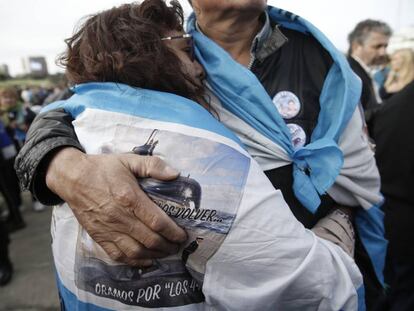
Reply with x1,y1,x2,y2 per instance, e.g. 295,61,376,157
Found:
251,26,334,227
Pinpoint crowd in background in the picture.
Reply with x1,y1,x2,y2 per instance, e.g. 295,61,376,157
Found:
0,83,71,286
343,19,414,311
1,84,71,205
1,9,414,311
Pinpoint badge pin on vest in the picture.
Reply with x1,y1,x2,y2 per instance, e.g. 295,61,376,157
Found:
273,91,301,119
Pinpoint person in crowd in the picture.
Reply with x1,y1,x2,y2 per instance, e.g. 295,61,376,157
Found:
0,91,21,280
0,107,25,231
0,87,45,212
347,19,392,112
380,48,414,100
0,87,27,147
30,1,362,309
0,220,13,286
42,82,73,106
16,0,385,309
20,87,33,105
370,80,414,311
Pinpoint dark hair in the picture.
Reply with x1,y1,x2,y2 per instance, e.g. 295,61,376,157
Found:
347,19,392,55
58,0,204,103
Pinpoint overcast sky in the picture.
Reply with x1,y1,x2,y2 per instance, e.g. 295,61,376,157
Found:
0,0,413,76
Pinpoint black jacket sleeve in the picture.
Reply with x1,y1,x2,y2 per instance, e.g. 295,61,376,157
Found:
14,108,85,205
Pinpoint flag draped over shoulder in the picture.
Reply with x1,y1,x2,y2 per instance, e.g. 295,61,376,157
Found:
187,6,386,288
44,83,363,311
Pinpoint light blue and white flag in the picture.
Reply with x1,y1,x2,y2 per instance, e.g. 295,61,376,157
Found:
45,83,362,311
188,6,386,295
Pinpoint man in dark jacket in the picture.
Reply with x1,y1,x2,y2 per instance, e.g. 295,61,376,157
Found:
347,19,392,117
371,81,414,311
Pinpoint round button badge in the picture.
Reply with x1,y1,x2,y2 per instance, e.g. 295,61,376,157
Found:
272,91,301,119
287,123,307,149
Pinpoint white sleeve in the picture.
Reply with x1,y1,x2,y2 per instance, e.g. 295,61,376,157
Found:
203,160,362,311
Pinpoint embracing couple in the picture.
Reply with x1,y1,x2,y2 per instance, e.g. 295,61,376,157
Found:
17,1,385,310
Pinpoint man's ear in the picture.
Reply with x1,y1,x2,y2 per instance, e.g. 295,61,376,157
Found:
351,41,360,55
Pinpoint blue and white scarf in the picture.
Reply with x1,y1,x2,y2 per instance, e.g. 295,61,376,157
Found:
188,8,362,213
188,6,386,290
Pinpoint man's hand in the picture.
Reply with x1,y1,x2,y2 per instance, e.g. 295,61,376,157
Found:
45,147,187,266
312,206,355,258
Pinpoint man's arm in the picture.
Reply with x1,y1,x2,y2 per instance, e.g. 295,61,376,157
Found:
312,206,355,257
15,108,84,204
15,109,187,266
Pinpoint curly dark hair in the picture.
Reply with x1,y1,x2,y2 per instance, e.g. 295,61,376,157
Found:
58,0,204,103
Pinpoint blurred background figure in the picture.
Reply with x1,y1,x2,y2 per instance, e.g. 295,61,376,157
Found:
0,101,18,284
0,82,66,297
0,87,39,147
0,114,26,232
347,19,392,113
380,48,414,100
20,87,33,105
42,81,73,106
370,27,414,311
0,86,44,219
0,220,13,286
371,80,414,311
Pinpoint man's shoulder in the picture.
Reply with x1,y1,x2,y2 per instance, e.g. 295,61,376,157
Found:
278,26,331,60
348,57,367,74
279,25,318,45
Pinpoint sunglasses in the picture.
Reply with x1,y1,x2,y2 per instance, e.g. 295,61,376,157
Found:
161,33,195,62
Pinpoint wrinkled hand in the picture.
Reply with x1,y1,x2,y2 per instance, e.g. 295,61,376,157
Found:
312,206,355,258
46,147,187,266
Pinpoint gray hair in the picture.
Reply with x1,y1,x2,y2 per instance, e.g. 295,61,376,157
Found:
348,19,392,54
